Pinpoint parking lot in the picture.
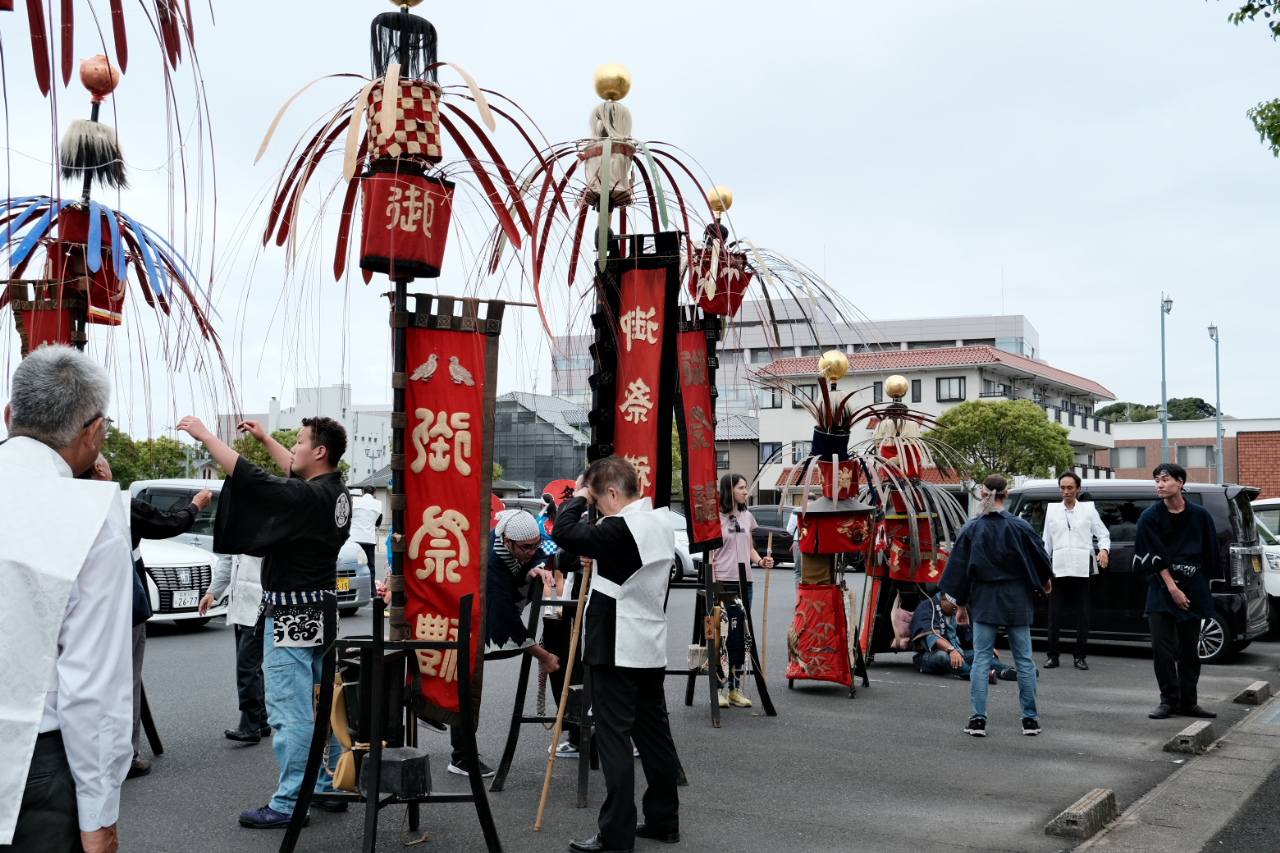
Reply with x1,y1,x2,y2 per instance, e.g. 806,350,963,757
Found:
122,570,1278,853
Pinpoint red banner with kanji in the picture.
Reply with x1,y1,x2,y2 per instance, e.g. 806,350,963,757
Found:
676,326,722,550
403,324,487,718
612,267,667,502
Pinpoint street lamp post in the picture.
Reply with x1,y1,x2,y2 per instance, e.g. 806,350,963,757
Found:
1208,323,1222,485
1160,294,1173,464
365,447,384,482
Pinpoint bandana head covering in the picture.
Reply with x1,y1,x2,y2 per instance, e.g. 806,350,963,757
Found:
493,508,540,543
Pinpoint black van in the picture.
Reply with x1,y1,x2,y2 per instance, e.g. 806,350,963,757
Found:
1006,479,1269,663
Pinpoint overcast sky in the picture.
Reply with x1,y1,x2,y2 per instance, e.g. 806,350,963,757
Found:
2,0,1278,439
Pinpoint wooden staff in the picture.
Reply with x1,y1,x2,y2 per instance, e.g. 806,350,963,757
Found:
535,560,593,831
763,533,772,677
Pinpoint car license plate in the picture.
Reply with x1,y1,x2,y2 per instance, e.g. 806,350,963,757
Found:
336,577,350,591
172,590,199,609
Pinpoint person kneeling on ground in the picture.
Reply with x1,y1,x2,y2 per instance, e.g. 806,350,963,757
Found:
440,509,560,779
910,591,1014,683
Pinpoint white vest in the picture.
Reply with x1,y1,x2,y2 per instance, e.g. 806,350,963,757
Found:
0,437,125,843
225,554,264,627
588,498,674,669
1045,501,1099,579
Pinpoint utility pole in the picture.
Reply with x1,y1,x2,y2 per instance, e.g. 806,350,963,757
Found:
1159,294,1173,464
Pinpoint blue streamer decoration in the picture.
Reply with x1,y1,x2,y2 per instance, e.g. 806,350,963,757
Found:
87,201,103,273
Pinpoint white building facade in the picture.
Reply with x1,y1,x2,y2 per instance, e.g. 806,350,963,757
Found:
218,384,392,484
755,345,1117,502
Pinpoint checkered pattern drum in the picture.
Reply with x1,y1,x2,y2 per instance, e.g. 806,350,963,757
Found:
366,80,443,164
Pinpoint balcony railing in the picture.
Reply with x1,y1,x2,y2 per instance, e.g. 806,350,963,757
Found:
1042,407,1112,437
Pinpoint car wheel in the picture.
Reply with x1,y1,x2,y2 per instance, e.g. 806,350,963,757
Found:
670,558,680,582
1198,611,1235,664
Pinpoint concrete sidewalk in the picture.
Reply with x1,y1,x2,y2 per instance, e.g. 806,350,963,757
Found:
1077,693,1280,852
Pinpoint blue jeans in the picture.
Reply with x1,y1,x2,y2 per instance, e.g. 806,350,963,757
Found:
970,622,1037,722
264,618,341,815
915,647,1013,679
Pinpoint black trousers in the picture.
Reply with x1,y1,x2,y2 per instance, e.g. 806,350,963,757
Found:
1046,576,1091,660
590,665,679,849
543,614,584,745
359,542,377,571
235,622,266,733
1,732,83,853
1149,612,1202,709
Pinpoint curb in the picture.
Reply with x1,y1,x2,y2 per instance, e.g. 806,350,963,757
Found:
1074,693,1279,851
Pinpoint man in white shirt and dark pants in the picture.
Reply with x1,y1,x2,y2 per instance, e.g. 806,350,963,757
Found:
349,489,383,570
199,553,267,743
1042,471,1110,671
0,346,134,853
551,455,681,853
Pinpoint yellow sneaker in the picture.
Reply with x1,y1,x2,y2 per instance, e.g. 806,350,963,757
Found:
717,689,729,708
727,689,752,708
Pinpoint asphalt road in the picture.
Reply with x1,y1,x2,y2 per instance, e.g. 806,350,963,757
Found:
122,571,1280,853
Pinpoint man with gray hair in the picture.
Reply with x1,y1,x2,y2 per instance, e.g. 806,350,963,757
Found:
0,345,134,853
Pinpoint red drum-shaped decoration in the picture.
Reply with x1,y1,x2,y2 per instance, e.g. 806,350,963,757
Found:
786,583,852,687
360,166,455,279
578,138,636,208
798,512,871,555
880,442,922,478
866,514,946,583
817,460,859,501
687,245,754,318
53,206,123,326
20,307,74,349
366,80,442,164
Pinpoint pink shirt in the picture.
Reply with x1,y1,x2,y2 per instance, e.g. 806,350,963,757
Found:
712,510,757,583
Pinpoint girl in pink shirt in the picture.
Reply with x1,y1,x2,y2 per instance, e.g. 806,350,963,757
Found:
711,473,773,707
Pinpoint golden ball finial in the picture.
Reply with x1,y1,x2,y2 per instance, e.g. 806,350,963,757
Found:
593,63,632,101
818,350,849,387
885,375,910,401
707,186,733,216
390,0,427,7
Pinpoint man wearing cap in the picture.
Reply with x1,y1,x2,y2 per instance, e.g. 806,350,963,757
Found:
440,509,560,779
939,474,1054,738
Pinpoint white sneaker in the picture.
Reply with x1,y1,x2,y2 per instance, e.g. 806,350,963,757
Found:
548,740,580,759
717,689,729,708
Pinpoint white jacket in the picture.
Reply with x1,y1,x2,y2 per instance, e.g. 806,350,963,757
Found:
1043,501,1111,579
587,498,674,669
209,553,264,627
349,494,382,545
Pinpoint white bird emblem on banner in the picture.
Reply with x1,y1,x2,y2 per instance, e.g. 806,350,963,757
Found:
448,356,475,386
411,354,438,383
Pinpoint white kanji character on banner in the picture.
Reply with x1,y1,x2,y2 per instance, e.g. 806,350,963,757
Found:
625,455,652,496
409,506,471,583
618,378,653,424
386,184,425,232
414,612,460,682
410,410,473,476
620,304,659,352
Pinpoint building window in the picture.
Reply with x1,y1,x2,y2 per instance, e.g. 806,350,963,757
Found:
792,441,812,463
911,379,922,403
792,384,817,409
751,349,773,364
759,442,782,465
1176,445,1216,468
715,450,730,469
873,382,883,403
1113,446,1147,469
517,410,535,425
800,346,821,357
936,377,966,402
964,338,995,347
908,340,955,350
720,349,744,364
759,387,782,409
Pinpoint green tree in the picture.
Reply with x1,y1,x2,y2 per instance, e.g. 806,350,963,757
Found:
1095,402,1159,423
493,461,504,481
671,421,684,498
1167,397,1217,421
1223,2,1280,154
930,399,1075,482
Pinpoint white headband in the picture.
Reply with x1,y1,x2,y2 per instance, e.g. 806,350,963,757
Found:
494,509,540,542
